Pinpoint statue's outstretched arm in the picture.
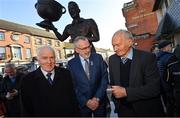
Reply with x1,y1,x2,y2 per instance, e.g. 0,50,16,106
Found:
51,24,69,42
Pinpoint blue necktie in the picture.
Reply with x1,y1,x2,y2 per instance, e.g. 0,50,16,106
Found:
46,73,53,85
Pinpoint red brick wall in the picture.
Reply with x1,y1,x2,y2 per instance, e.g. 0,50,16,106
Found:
123,0,158,51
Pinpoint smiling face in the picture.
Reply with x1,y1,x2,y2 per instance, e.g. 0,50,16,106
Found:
75,39,91,59
112,32,133,57
37,47,56,72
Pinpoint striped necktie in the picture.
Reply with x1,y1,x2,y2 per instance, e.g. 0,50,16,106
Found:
84,59,90,79
46,73,53,85
121,57,128,64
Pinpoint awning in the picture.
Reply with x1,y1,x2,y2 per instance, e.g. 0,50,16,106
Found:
155,0,180,40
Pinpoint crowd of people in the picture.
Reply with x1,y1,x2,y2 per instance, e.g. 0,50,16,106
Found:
0,29,179,117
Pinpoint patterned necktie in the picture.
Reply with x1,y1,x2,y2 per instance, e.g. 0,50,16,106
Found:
121,57,128,64
84,59,90,79
46,73,53,85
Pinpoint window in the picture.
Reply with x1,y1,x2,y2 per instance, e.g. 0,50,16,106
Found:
13,47,22,59
26,48,31,59
24,36,30,43
47,40,52,45
11,34,20,41
0,47,6,60
0,32,5,40
55,41,60,46
35,38,42,45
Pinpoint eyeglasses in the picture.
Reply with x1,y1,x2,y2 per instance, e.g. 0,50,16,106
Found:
77,45,91,50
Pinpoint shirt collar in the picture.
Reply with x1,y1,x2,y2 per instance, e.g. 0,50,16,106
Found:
41,68,55,79
121,48,133,60
79,55,89,62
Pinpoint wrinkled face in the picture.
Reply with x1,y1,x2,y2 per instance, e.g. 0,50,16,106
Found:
4,67,16,78
75,40,91,59
112,33,133,57
68,3,79,18
38,48,56,72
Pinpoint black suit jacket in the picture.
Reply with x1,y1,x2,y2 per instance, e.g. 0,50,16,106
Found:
21,67,80,117
109,48,164,116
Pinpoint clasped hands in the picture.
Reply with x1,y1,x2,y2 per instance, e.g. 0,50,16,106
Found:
86,97,99,111
111,86,127,98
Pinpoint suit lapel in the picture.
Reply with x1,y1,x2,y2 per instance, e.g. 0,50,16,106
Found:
76,56,89,80
129,49,141,86
35,67,46,79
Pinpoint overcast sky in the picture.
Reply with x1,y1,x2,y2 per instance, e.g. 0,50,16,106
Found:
0,0,132,49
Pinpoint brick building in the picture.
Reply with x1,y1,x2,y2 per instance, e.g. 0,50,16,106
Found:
0,19,65,65
122,0,158,51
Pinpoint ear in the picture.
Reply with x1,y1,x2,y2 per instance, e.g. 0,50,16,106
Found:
129,39,133,45
75,48,79,53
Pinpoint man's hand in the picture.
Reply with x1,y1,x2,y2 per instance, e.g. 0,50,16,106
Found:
5,89,18,100
86,97,99,111
112,86,127,98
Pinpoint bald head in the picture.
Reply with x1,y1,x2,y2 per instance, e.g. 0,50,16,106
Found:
112,29,134,41
37,46,55,60
37,46,56,72
112,29,134,57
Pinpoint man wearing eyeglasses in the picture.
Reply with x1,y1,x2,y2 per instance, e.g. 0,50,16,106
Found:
67,36,109,117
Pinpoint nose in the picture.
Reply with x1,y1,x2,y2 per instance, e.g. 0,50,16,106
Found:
113,46,118,52
47,58,52,63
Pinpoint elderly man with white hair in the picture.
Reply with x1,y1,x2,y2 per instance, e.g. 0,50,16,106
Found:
20,45,80,117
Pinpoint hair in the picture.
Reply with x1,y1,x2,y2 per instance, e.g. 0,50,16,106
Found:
73,36,89,48
37,45,56,59
113,29,134,40
68,1,79,9
5,63,16,70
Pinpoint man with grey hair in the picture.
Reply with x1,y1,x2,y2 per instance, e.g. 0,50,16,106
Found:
1,63,23,117
68,36,108,117
109,29,164,116
21,45,80,117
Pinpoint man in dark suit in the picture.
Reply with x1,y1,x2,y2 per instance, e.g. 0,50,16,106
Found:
109,29,164,117
68,36,108,117
20,46,80,117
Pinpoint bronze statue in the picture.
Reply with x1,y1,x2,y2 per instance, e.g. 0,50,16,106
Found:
50,1,100,52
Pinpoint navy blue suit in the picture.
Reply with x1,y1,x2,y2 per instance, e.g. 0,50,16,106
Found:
68,53,108,116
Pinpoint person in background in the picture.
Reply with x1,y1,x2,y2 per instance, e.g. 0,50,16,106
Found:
0,75,6,117
68,36,109,117
156,40,174,116
109,29,164,117
51,1,100,52
0,63,23,117
20,45,80,117
167,45,180,116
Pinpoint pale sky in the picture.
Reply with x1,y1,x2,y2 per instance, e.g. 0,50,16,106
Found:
0,0,132,49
